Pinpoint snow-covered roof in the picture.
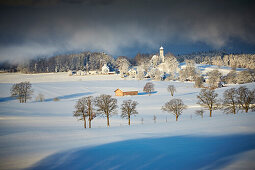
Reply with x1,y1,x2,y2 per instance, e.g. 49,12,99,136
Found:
128,68,137,72
102,63,109,69
114,88,138,92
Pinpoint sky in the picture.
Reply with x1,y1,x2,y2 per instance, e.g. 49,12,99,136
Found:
0,0,255,63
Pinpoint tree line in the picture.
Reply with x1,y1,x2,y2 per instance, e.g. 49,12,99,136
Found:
1,49,254,73
73,95,138,128
177,50,255,70
163,85,255,122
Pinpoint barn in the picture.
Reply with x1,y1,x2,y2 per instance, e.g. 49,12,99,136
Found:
114,89,138,96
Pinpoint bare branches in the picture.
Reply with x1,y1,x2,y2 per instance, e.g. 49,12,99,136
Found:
36,93,45,102
73,96,95,128
121,100,138,125
197,89,218,117
95,94,118,127
222,88,238,114
162,98,186,121
194,76,204,88
236,86,255,113
207,70,222,88
167,85,176,96
195,109,204,118
10,81,33,103
143,82,154,95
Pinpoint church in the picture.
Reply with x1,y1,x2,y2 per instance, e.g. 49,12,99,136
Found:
150,46,165,66
150,46,179,75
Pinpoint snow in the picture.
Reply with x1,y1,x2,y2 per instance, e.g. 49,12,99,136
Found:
180,63,246,76
0,72,255,169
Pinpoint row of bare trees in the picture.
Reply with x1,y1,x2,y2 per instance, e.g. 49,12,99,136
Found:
73,95,138,128
161,85,255,122
197,86,255,117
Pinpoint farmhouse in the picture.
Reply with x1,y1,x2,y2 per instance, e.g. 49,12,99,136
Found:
114,89,138,96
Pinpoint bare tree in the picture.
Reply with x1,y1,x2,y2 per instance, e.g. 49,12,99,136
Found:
95,94,118,127
154,70,162,81
115,56,130,75
236,70,254,84
207,70,222,88
167,85,176,96
162,98,187,121
73,96,95,128
149,68,161,80
224,70,237,84
195,109,204,118
236,86,255,113
10,81,33,103
136,65,144,80
179,69,187,82
194,76,204,88
222,88,238,114
121,100,138,126
87,96,96,128
141,117,144,124
164,54,179,74
143,82,155,95
153,115,157,123
185,60,198,81
36,93,45,102
197,89,218,117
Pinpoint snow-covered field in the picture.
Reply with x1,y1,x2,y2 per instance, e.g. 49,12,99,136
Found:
0,72,255,170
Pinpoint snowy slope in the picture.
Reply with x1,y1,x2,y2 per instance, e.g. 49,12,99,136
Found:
0,73,255,169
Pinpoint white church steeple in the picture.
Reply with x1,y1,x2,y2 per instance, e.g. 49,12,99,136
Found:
159,46,164,63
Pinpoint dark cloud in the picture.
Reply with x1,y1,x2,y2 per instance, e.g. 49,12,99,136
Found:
0,0,255,63
0,0,115,7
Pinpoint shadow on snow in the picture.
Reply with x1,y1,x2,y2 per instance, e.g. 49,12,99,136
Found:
28,134,255,170
138,91,158,95
44,92,94,102
175,92,199,97
0,96,16,102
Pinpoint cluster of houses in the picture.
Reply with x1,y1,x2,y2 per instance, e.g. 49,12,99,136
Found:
68,46,169,77
67,46,227,88
68,63,116,76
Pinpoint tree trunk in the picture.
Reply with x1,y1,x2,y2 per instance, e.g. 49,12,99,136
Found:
83,113,86,128
176,115,178,121
245,107,248,113
89,113,91,128
209,109,212,117
128,115,130,126
107,114,110,127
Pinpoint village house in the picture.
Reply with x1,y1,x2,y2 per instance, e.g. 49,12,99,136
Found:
101,64,110,74
128,68,137,78
114,89,138,96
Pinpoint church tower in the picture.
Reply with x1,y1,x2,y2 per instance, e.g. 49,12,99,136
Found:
159,46,164,62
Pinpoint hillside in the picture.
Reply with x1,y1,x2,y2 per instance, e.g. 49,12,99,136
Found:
0,70,255,169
